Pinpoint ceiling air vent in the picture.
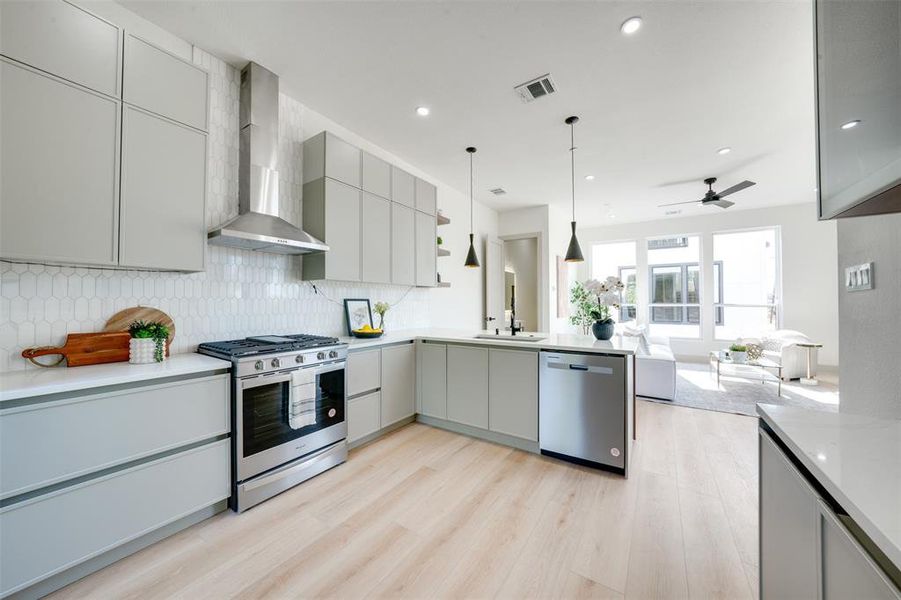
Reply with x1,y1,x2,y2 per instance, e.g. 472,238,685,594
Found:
489,188,507,195
514,74,557,103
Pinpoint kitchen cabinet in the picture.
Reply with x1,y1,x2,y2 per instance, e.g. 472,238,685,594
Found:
488,348,538,441
391,166,416,208
381,343,415,427
123,34,208,132
0,59,120,266
391,203,416,286
119,106,207,271
303,178,362,282
302,131,361,188
361,151,391,199
446,345,489,429
347,391,381,444
418,342,447,419
415,210,437,287
361,192,391,284
347,349,381,398
415,178,438,216
0,0,121,97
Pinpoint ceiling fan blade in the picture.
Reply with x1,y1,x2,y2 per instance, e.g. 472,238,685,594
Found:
717,180,756,198
658,200,701,207
711,199,735,209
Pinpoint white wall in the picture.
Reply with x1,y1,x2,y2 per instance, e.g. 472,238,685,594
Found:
573,204,839,364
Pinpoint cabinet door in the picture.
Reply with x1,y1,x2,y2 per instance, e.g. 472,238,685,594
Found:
391,166,415,208
391,203,416,286
418,343,447,419
1,60,119,266
381,344,415,427
325,133,361,188
347,391,380,444
415,211,437,287
361,193,391,284
488,349,538,441
347,349,380,398
415,178,437,215
324,179,361,282
759,431,820,599
120,106,206,271
361,151,391,199
819,500,901,600
123,35,208,131
0,0,121,97
447,345,489,429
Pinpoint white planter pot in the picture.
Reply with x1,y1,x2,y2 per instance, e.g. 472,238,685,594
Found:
731,351,748,364
130,338,163,364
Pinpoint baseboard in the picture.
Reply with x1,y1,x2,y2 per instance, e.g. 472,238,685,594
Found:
348,415,416,450
415,415,540,454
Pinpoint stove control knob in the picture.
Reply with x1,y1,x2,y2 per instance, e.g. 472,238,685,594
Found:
271,358,280,369
254,360,264,371
295,355,305,364
317,352,326,360
329,350,338,359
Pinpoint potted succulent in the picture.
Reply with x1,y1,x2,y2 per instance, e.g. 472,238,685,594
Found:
729,343,749,364
373,301,390,331
584,276,625,341
128,320,170,364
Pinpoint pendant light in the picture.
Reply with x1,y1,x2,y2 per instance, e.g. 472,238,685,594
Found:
564,116,584,263
464,146,480,268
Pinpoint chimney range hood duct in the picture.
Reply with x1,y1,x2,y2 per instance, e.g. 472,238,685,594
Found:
208,62,328,255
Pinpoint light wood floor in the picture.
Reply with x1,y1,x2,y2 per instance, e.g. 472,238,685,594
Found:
51,400,759,600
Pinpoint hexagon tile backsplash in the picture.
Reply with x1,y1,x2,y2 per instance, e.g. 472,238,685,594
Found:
0,250,430,372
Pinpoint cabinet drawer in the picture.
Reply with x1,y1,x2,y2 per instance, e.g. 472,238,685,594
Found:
123,35,208,131
348,392,380,443
0,439,229,597
0,0,121,97
0,374,229,500
347,349,381,398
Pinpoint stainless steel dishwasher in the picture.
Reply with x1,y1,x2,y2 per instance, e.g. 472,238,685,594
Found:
539,350,632,475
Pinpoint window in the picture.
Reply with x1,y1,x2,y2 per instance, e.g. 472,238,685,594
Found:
648,235,701,337
618,266,637,321
713,228,780,340
591,241,637,323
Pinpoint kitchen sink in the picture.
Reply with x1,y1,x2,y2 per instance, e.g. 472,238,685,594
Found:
473,333,546,342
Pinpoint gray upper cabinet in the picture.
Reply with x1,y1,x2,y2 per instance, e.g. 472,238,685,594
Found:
418,342,447,419
123,35,208,132
361,193,391,284
361,151,391,199
0,0,121,97
303,178,361,282
381,343,415,427
415,210,437,287
415,178,438,215
1,59,120,266
391,204,416,286
488,349,538,441
391,166,416,208
120,106,207,271
446,345,489,429
302,132,361,188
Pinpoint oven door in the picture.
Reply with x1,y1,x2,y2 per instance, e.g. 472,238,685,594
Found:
235,362,346,482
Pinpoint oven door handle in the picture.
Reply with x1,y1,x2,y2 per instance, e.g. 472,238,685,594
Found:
241,444,341,492
241,372,293,390
306,361,345,376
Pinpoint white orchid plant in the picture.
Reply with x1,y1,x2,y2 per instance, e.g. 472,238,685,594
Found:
583,276,625,323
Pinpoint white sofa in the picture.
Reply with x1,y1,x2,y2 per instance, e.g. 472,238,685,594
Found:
617,323,677,401
745,329,820,381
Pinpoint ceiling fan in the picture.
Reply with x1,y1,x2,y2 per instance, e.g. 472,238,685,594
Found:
659,177,756,210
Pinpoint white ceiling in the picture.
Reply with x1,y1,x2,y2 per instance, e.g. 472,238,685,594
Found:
119,0,818,227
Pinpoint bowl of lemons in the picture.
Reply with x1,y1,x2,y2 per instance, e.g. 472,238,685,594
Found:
351,324,384,338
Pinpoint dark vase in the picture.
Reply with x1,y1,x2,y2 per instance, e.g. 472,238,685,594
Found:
591,319,615,341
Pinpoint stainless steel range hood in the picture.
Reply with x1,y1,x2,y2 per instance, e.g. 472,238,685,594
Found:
208,62,328,254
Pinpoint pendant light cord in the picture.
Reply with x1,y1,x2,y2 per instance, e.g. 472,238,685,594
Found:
570,120,576,221
469,151,474,234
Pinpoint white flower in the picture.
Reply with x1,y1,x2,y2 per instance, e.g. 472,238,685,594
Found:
584,278,603,295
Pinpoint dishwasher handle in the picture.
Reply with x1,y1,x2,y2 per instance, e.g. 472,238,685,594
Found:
547,361,614,375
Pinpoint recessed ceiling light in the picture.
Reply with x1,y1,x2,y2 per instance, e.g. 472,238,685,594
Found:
840,119,861,130
620,16,642,35
717,147,732,155
585,175,595,181
416,106,430,117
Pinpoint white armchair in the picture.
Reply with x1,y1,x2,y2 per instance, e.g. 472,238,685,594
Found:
752,330,819,381
617,322,677,401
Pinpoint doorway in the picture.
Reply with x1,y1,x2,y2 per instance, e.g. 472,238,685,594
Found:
502,236,539,331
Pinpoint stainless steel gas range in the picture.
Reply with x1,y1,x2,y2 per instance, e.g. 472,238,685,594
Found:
198,334,347,512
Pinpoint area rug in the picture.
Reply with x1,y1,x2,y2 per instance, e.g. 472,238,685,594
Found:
640,361,840,417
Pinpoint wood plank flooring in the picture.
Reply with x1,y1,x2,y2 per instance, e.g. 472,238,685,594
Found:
50,400,759,600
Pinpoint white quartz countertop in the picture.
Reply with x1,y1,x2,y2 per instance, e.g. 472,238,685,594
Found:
758,404,901,569
0,354,232,402
339,328,639,355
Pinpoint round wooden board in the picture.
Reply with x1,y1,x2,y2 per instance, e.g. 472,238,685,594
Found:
103,306,175,353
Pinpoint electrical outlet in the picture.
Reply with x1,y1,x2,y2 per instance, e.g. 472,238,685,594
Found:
845,262,874,292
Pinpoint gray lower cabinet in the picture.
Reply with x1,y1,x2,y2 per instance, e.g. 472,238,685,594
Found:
1,59,120,266
415,210,437,287
120,106,207,271
303,178,362,282
488,348,538,441
391,203,416,286
347,391,381,444
347,348,380,398
361,193,391,284
381,343,415,427
418,342,447,419
446,345,489,429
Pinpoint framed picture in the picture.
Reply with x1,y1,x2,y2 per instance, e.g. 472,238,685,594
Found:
344,299,373,335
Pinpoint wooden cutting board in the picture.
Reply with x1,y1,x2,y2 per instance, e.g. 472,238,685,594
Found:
22,332,131,367
103,306,175,355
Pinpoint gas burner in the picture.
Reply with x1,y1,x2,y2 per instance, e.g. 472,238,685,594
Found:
197,333,341,359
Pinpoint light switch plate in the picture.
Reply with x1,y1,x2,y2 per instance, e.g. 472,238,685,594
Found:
845,262,874,292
